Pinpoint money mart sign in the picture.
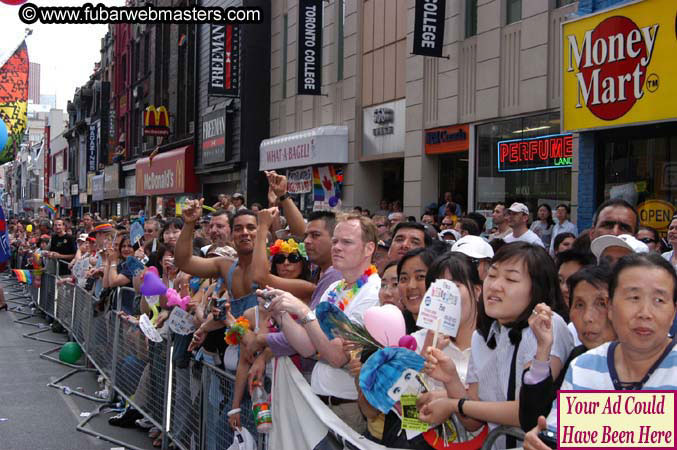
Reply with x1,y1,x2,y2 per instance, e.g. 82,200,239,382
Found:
561,0,677,132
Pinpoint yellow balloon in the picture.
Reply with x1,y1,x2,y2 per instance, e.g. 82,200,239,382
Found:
150,304,160,326
26,224,33,232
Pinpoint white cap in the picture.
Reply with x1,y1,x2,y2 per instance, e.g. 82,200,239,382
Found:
508,202,529,215
77,233,88,242
452,235,494,260
590,234,649,260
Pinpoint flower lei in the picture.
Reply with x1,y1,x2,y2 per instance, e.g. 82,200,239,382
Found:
269,238,307,259
225,317,250,345
327,265,378,311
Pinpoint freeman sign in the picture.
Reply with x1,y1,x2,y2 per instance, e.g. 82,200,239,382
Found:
498,133,573,172
201,107,228,164
208,24,240,97
562,0,677,131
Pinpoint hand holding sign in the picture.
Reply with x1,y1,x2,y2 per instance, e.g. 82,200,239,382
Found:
416,279,462,338
168,308,196,335
139,314,163,342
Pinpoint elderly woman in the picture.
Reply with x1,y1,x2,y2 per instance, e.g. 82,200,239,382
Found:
524,252,677,450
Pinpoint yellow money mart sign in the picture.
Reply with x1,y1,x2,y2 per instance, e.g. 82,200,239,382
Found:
561,0,677,132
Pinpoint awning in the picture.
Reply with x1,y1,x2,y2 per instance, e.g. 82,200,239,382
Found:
259,126,348,171
135,146,198,196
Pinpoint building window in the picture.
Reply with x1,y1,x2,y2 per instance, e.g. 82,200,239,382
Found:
556,0,576,7
282,14,288,98
465,0,477,38
506,0,521,24
474,112,570,214
337,0,345,81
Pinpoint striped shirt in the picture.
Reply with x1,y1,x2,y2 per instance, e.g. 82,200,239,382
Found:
546,341,677,429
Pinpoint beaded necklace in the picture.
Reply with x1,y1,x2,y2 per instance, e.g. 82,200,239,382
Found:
327,265,378,311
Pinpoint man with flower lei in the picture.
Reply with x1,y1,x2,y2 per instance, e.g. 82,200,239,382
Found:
266,213,381,434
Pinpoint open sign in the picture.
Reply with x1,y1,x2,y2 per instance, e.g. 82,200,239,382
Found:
637,200,675,231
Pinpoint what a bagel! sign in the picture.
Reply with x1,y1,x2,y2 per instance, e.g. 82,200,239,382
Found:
562,0,677,132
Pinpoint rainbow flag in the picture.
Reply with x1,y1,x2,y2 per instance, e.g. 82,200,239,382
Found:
12,269,32,284
0,40,29,164
42,202,56,215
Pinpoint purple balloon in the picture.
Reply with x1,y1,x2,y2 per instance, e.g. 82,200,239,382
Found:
398,335,417,351
328,196,338,207
141,271,168,296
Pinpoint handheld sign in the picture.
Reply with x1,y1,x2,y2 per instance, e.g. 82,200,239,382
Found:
139,314,163,342
168,308,196,335
130,221,144,246
416,279,462,338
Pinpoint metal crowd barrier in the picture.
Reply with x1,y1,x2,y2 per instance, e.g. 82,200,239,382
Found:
11,270,266,450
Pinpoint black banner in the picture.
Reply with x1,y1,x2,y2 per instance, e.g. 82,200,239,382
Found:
297,0,323,95
87,123,97,173
412,0,446,57
201,106,229,165
209,24,240,97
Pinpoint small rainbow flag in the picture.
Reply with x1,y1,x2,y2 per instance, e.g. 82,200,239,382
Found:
13,269,32,284
42,202,57,215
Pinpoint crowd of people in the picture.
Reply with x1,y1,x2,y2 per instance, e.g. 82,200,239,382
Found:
5,172,677,449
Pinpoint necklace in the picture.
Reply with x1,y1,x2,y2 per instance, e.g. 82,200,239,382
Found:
327,265,377,311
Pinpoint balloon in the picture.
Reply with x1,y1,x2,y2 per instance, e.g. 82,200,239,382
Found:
141,271,167,296
150,304,160,326
0,119,7,151
146,266,159,276
328,196,338,207
166,288,191,311
26,224,33,232
59,342,83,364
398,335,417,351
363,304,406,347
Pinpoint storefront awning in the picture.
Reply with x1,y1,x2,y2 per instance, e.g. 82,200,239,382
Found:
259,126,349,171
135,146,198,196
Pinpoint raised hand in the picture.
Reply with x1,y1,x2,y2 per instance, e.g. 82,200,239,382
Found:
182,198,204,225
423,346,457,384
265,170,288,198
528,302,554,361
257,207,279,229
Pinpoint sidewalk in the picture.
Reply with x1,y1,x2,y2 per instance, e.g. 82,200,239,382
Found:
0,294,154,450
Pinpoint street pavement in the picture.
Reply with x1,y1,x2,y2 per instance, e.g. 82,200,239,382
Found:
0,287,155,450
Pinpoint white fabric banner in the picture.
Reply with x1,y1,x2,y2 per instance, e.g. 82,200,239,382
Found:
270,357,406,450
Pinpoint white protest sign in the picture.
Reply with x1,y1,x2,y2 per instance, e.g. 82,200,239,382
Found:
139,314,163,342
168,308,196,335
416,279,462,338
145,295,160,306
130,221,144,246
72,258,90,287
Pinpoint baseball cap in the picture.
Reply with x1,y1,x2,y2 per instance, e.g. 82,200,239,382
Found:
94,223,114,233
590,234,649,260
438,229,461,241
40,234,51,240
508,202,529,215
451,235,494,260
202,244,237,258
77,233,88,242
232,193,245,200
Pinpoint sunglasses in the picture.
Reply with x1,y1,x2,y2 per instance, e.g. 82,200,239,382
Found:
638,237,657,244
272,253,302,264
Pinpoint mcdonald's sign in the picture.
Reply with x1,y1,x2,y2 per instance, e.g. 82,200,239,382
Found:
143,105,170,137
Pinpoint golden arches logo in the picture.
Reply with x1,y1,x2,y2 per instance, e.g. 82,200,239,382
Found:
144,105,169,127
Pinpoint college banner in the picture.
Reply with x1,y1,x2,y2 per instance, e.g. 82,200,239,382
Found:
208,24,240,97
297,0,323,95
412,0,446,57
271,357,396,450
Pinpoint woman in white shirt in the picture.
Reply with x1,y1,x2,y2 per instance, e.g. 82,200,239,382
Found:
418,242,574,449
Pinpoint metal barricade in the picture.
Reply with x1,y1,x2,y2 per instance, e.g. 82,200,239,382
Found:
41,273,57,319
56,281,74,332
71,285,93,351
168,361,203,450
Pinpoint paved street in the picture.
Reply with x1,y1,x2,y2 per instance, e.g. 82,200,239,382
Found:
0,288,153,450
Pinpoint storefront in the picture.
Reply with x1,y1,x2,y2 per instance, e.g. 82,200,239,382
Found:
135,145,199,216
92,173,104,214
474,111,571,216
425,124,470,213
362,100,406,207
103,164,121,218
259,126,348,213
562,0,677,231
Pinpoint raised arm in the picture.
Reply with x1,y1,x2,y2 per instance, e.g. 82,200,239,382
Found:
250,208,316,302
265,171,306,237
175,198,227,279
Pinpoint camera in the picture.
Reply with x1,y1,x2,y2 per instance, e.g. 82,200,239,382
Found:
259,289,276,310
537,429,557,449
212,297,229,321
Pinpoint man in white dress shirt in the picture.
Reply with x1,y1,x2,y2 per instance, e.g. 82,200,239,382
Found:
504,203,545,247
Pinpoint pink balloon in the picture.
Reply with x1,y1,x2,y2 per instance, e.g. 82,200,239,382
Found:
141,271,167,296
166,288,191,311
147,266,159,276
398,335,417,351
363,304,406,347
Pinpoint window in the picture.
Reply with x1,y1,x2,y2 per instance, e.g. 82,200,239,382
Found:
474,112,570,213
556,0,576,7
143,33,150,74
337,0,345,80
282,14,288,98
506,0,521,24
465,0,477,38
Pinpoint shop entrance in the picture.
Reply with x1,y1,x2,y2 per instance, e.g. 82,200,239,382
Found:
382,160,404,207
439,152,469,214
